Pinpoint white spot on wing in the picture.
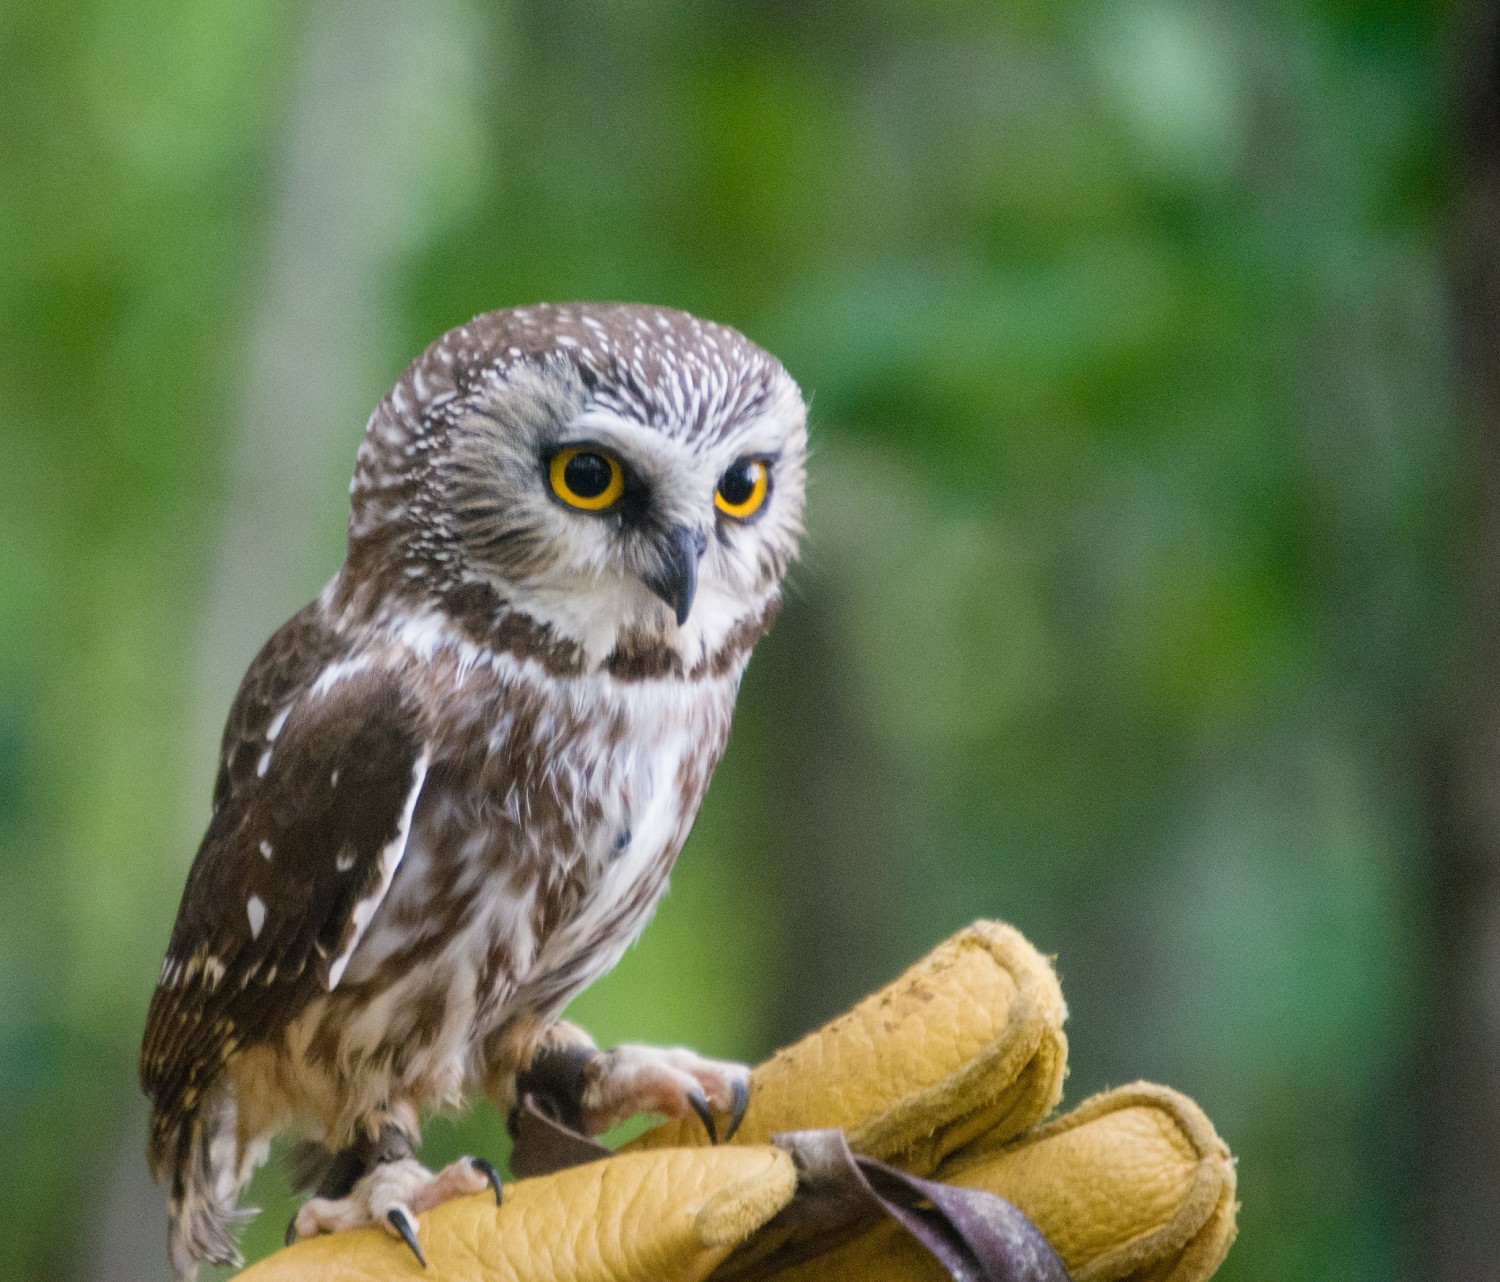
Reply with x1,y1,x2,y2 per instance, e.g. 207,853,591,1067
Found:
247,895,267,940
266,707,291,741
259,840,273,860
257,749,272,777
326,748,430,990
310,656,373,698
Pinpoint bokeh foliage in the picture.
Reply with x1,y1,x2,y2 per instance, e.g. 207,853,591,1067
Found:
0,1,1462,1278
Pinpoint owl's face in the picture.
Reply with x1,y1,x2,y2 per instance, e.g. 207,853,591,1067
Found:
349,305,807,667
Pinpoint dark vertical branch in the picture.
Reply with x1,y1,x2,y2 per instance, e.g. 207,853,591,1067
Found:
1423,7,1500,1279
750,587,919,1047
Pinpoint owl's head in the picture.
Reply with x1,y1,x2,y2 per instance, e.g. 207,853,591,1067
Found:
345,304,807,670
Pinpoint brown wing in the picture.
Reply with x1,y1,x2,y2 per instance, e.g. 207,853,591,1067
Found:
140,627,428,1177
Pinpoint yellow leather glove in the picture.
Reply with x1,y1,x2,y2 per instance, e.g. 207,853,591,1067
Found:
240,922,1236,1282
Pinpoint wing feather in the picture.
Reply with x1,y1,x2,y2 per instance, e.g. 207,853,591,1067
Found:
140,646,428,1174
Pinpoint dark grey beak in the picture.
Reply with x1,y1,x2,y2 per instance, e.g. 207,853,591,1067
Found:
645,526,706,626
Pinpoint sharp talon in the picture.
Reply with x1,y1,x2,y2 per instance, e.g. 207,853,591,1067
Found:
726,1077,749,1142
387,1207,426,1268
472,1156,504,1205
285,1215,300,1248
687,1087,718,1144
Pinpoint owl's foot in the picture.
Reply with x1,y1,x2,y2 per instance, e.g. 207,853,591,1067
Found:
580,1044,751,1143
290,1155,500,1264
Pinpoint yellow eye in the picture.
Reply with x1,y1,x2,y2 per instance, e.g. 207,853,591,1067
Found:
715,458,769,520
549,447,624,511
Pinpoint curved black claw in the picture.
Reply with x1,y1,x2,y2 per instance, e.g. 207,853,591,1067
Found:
284,1216,300,1249
725,1077,750,1143
472,1156,504,1206
387,1207,427,1268
687,1087,718,1145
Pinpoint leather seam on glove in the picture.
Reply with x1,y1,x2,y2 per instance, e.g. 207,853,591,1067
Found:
850,928,1069,1173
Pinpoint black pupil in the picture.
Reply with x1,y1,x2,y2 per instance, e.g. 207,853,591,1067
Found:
564,452,612,498
720,461,758,506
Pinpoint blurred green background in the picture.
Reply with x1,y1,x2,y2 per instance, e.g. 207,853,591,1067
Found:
0,1,1477,1278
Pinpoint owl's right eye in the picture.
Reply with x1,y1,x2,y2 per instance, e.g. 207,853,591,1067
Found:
549,447,625,511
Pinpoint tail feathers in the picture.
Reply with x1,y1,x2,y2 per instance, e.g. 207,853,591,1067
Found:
153,1093,256,1281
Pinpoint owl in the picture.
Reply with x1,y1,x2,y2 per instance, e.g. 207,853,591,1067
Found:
139,303,807,1276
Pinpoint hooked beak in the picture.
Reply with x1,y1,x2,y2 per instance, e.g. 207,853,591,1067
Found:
644,525,707,626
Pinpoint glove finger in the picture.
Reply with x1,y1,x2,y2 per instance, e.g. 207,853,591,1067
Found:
630,921,1067,1175
940,1083,1236,1282
239,1146,799,1282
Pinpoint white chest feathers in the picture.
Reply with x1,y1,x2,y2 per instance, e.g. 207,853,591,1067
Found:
338,656,737,1032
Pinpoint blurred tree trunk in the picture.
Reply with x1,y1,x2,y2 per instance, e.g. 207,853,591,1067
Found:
1424,6,1500,1278
751,587,918,1046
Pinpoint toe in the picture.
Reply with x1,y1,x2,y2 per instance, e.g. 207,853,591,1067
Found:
406,1157,494,1213
293,1195,374,1238
579,1044,753,1138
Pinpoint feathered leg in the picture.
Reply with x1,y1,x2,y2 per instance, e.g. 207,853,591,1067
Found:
157,1086,258,1281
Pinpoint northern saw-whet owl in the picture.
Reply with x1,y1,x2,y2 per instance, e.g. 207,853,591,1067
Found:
139,303,807,1276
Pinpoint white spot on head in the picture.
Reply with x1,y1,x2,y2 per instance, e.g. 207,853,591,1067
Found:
259,840,273,860
257,749,272,777
246,895,267,940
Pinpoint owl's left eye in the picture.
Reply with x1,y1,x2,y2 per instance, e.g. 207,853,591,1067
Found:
715,458,769,520
549,447,625,511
